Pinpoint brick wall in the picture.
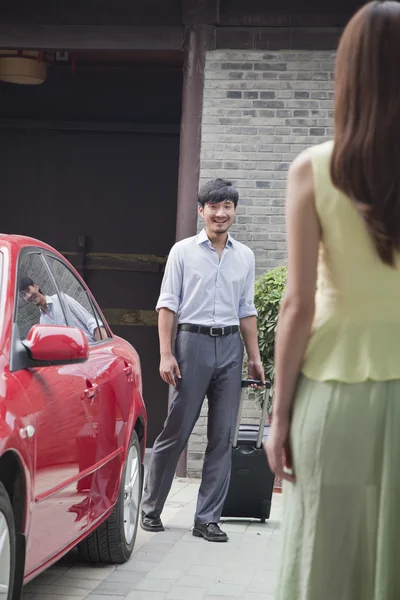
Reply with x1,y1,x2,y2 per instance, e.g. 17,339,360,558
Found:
187,48,335,477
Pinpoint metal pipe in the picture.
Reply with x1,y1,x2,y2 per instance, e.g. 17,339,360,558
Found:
232,386,246,448
256,387,270,449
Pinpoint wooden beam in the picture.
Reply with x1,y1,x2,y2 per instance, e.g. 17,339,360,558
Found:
0,119,180,136
61,251,167,274
175,24,215,242
216,27,342,51
219,0,363,27
102,308,158,328
0,24,184,51
0,0,182,27
182,0,220,25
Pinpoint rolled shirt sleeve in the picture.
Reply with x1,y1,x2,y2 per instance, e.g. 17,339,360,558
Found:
238,251,258,319
156,244,183,314
64,294,101,338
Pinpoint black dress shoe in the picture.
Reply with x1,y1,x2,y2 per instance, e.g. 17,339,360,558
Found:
192,522,228,542
141,511,165,532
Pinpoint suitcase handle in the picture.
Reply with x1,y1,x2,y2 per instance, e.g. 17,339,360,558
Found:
241,379,271,388
233,380,271,449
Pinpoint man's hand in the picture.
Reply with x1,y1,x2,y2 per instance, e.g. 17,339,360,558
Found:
160,353,181,387
240,316,265,388
248,359,265,387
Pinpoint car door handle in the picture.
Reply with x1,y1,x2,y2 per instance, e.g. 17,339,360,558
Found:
124,363,134,382
84,383,98,400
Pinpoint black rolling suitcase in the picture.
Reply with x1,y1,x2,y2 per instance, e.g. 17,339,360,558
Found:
222,379,274,523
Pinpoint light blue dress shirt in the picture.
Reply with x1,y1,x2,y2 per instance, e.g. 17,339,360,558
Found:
156,229,257,327
40,294,101,344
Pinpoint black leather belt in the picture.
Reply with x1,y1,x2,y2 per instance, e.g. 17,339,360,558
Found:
178,324,239,337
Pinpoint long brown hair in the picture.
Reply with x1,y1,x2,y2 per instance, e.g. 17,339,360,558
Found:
331,1,400,266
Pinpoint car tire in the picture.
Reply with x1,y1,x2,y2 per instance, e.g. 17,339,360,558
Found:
77,431,142,564
0,482,16,600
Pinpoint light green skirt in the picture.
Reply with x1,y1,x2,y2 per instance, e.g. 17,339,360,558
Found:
275,375,400,600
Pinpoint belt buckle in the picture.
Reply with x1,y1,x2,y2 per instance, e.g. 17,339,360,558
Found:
210,326,223,336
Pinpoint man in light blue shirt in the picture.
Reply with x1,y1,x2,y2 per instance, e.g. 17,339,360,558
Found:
142,178,265,542
19,276,106,344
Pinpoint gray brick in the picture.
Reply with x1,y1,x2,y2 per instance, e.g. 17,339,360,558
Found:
93,581,137,595
254,62,287,71
255,181,271,189
106,571,146,585
126,593,168,600
276,110,292,118
221,62,252,70
257,110,276,118
310,127,326,136
87,596,126,600
285,118,318,127
253,100,284,108
313,71,330,80
167,587,207,600
292,127,308,135
226,91,242,98
277,72,295,80
294,91,310,98
243,109,257,116
136,579,174,593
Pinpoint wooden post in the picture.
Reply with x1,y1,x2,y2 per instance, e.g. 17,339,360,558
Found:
175,24,215,241
175,23,215,477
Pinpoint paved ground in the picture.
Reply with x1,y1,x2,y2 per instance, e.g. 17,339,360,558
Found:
22,479,283,600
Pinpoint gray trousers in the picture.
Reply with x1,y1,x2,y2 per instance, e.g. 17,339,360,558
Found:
142,329,243,524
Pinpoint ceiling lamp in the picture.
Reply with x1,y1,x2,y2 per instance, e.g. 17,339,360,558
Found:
0,50,52,85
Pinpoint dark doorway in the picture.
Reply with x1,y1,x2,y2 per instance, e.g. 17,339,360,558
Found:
0,51,183,445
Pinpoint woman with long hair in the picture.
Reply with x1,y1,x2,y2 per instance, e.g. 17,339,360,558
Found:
266,2,400,598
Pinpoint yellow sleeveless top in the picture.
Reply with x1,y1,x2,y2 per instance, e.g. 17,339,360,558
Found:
302,140,400,383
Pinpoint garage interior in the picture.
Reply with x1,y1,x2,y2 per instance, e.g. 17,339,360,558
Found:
0,50,183,445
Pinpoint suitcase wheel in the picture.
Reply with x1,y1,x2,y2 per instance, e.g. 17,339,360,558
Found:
260,516,266,524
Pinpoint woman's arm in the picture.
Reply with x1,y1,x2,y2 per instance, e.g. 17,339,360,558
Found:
266,150,320,481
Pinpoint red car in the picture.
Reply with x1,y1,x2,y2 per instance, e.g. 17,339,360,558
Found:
0,235,147,599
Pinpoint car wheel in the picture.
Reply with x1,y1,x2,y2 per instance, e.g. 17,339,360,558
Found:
0,483,16,600
78,431,142,564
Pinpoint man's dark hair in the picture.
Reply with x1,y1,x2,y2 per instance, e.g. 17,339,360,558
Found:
19,276,35,293
198,178,239,208
19,275,44,296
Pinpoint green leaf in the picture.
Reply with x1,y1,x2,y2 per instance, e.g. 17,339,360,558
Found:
251,265,287,408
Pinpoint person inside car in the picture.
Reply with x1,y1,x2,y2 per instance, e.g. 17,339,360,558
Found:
19,275,107,343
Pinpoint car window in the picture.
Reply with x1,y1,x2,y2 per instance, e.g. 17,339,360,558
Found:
16,252,61,341
45,256,110,344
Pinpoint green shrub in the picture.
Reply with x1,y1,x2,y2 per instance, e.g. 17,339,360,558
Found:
255,265,287,387
243,265,287,409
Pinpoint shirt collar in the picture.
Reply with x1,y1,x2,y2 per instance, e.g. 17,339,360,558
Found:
40,295,54,313
197,228,234,248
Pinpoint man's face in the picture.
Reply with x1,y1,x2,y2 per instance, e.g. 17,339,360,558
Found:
199,200,236,235
20,284,45,307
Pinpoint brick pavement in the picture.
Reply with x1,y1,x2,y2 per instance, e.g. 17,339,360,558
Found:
22,479,283,600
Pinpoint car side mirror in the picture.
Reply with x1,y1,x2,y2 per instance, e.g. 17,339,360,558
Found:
23,324,89,365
